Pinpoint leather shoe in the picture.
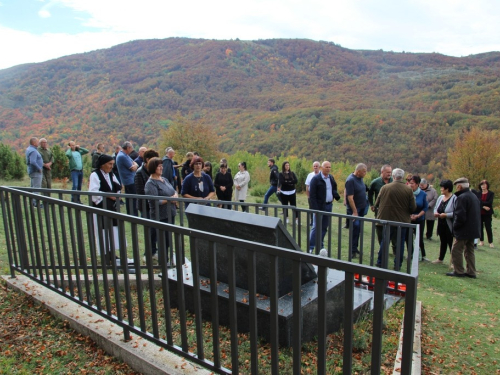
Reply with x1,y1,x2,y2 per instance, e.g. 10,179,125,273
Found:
446,272,465,277
464,273,477,279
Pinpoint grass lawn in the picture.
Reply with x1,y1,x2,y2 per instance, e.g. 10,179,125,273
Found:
1,179,499,374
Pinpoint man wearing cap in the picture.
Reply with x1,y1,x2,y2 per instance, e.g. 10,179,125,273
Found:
447,177,481,278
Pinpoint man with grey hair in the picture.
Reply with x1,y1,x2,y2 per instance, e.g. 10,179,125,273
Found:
447,177,481,278
308,161,341,254
345,163,368,258
116,141,139,216
134,146,148,167
25,137,44,207
375,168,416,269
161,147,177,189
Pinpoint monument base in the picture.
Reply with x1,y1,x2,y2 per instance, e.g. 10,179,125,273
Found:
164,260,373,347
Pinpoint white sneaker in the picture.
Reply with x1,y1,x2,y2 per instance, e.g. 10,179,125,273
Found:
152,253,159,261
286,219,290,224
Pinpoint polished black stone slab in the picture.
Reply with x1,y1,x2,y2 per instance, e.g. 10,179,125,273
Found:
166,260,373,346
185,205,317,297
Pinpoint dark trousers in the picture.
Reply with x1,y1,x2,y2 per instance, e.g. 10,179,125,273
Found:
425,219,435,239
480,215,493,244
280,193,298,219
309,202,333,253
159,217,173,262
377,226,407,269
376,225,397,254
239,200,247,212
407,221,426,257
140,210,157,256
437,221,453,261
124,184,138,216
346,206,366,255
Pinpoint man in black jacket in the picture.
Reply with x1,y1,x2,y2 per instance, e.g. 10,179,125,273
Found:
261,158,280,207
161,147,176,190
447,177,481,278
308,161,341,254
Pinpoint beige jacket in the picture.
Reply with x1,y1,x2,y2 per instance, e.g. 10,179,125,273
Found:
233,170,250,201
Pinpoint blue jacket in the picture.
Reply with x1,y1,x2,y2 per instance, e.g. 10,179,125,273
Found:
25,145,43,175
412,190,428,223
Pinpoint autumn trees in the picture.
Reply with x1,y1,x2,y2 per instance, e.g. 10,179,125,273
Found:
447,127,500,190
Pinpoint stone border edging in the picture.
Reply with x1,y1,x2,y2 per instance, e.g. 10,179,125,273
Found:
2,275,212,375
393,300,422,375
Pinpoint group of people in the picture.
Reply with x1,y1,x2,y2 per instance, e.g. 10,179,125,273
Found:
304,161,493,278
25,138,494,277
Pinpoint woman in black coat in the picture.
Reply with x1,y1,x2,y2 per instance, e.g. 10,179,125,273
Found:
214,163,233,209
475,180,494,247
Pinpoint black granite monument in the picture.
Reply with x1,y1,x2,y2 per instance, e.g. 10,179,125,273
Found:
165,205,371,346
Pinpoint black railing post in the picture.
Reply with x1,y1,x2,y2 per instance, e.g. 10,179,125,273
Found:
317,265,328,375
343,271,354,374
292,259,302,375
269,254,279,375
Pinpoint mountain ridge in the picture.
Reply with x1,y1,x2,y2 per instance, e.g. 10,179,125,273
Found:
0,37,499,176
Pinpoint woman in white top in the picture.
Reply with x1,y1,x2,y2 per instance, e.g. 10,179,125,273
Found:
233,162,250,212
89,154,133,269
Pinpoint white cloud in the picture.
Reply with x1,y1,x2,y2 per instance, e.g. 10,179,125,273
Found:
38,9,51,18
1,0,500,70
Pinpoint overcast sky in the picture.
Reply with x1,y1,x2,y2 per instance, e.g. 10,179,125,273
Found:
1,0,500,70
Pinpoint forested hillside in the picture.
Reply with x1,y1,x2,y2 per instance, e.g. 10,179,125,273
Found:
0,37,499,177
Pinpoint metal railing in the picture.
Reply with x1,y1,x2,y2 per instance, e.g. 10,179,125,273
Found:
0,187,419,374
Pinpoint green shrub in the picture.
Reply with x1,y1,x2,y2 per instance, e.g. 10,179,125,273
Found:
0,143,26,180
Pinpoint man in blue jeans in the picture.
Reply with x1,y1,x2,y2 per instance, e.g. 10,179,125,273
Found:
66,141,89,203
345,163,368,258
308,161,341,254
260,158,280,208
25,137,44,207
